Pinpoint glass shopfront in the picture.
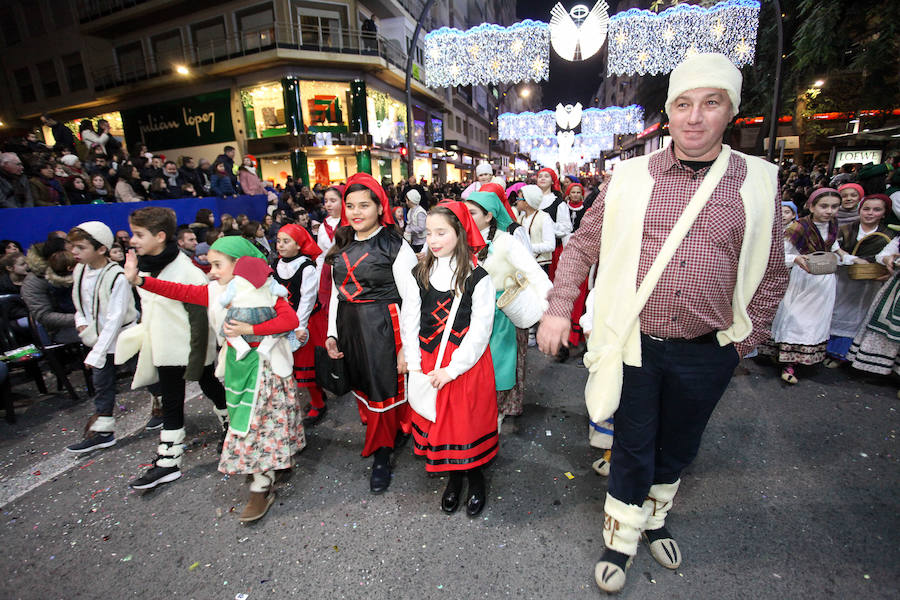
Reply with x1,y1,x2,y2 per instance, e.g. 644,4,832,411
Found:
42,111,124,150
299,80,351,133
241,81,287,139
366,88,407,149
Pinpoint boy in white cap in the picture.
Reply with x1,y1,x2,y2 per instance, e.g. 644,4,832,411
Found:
461,161,494,199
65,221,139,453
539,52,788,593
517,184,556,270
405,188,427,252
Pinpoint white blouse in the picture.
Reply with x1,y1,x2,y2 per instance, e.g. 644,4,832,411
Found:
276,257,320,331
539,191,573,241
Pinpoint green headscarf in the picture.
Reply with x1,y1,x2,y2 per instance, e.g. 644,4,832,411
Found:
467,191,513,232
210,236,264,260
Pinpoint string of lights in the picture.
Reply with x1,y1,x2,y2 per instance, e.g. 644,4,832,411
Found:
499,105,643,140
607,0,759,76
424,20,550,88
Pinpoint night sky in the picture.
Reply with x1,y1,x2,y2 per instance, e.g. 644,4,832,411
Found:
516,0,628,108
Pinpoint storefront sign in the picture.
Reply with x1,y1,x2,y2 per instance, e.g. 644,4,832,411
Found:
833,148,883,168
121,90,235,151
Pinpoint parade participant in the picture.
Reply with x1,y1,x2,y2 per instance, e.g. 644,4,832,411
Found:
405,188,428,252
761,189,855,383
323,173,420,494
564,181,590,350
781,200,798,228
274,223,329,426
535,167,572,279
836,183,864,228
478,182,532,252
566,182,587,233
826,194,893,367
65,222,138,453
461,162,494,199
465,192,551,425
517,185,555,271
116,207,227,491
537,53,788,593
123,237,304,522
578,288,615,477
848,234,900,375
316,186,343,320
410,202,498,516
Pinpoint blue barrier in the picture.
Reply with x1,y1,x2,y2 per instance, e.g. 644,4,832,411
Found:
0,195,268,249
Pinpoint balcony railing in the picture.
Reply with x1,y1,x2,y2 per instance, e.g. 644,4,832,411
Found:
77,0,154,23
91,23,420,92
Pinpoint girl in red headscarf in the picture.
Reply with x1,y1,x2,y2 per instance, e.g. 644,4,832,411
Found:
409,202,498,517
563,181,591,351
273,223,329,426
323,173,420,494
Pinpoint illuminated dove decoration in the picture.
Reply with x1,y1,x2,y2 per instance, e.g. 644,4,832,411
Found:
555,102,583,130
557,130,575,158
549,1,610,62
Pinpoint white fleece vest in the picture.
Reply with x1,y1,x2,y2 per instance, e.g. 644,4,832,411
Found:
582,144,777,430
523,210,553,264
115,252,216,387
72,262,138,347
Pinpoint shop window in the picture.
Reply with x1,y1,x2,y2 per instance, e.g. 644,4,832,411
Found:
191,17,227,63
0,6,21,46
37,59,60,98
52,0,75,28
300,80,350,133
241,81,287,138
62,52,87,92
295,1,348,49
13,67,35,103
237,2,275,52
116,41,146,79
27,4,46,37
455,116,461,133
151,30,184,73
463,120,468,138
366,88,407,148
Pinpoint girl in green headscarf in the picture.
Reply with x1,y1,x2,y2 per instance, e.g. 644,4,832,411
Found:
465,191,552,425
124,235,305,524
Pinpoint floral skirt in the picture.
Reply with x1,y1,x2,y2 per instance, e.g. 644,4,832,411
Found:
218,366,306,475
758,339,827,366
498,328,528,416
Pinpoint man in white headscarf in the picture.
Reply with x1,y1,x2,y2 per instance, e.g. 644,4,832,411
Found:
538,53,788,593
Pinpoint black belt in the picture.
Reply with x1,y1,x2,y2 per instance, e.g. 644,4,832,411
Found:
643,331,717,345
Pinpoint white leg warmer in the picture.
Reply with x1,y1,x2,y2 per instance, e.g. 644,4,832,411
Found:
227,335,252,360
603,493,646,556
642,479,681,531
89,416,115,434
156,428,185,469
249,472,273,493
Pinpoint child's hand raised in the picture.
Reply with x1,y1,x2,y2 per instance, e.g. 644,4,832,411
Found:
124,250,140,284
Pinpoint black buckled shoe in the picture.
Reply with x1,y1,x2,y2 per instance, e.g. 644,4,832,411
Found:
465,470,486,517
441,474,463,514
369,448,392,494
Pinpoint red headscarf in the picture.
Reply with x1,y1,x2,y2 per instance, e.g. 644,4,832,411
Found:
278,223,322,260
861,193,892,213
440,200,486,265
537,168,561,192
565,182,585,208
477,182,518,223
340,173,395,227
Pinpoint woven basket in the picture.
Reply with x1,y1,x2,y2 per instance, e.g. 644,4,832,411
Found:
848,262,888,280
806,251,837,275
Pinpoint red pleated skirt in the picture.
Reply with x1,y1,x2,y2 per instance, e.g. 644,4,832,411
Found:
568,279,589,347
411,342,499,472
291,306,328,389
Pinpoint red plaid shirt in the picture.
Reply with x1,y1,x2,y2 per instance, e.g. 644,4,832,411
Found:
548,145,788,356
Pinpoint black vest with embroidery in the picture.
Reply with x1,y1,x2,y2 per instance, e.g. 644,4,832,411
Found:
418,266,488,353
331,227,403,304
273,256,319,313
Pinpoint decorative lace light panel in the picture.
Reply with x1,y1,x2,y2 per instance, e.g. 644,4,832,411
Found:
424,20,550,88
499,105,643,141
607,0,759,76
524,134,614,166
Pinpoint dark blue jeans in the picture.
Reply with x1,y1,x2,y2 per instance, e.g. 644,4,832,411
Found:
608,334,740,506
92,354,118,416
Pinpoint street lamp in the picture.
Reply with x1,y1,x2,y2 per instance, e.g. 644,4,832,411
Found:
812,79,825,88
520,87,531,98
175,65,190,76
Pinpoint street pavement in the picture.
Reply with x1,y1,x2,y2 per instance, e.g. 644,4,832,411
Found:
0,350,897,600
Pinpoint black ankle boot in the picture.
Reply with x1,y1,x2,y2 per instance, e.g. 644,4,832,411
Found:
465,468,486,517
441,472,464,514
370,447,392,494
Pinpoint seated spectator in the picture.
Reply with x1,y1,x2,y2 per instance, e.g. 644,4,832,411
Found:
66,175,91,205
268,209,287,239
115,164,145,202
0,152,35,208
2,240,24,255
209,161,236,196
197,158,213,195
21,237,78,344
148,177,169,200
190,208,214,243
179,157,204,195
236,213,249,228
161,160,185,197
0,252,30,328
88,174,113,203
238,157,265,195
29,159,68,206
180,183,198,197
115,230,131,248
214,145,237,184
86,153,111,180
220,213,237,232
108,244,125,267
140,156,163,182
240,220,270,258
58,154,85,179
